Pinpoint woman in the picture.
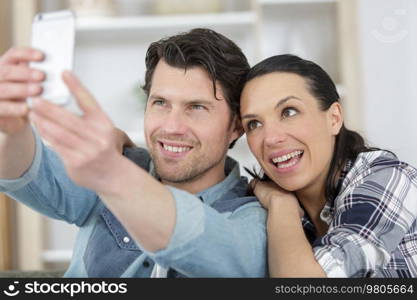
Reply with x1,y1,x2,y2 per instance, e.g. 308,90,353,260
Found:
240,54,417,278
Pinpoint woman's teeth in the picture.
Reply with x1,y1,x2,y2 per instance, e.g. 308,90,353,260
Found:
271,150,303,165
277,159,298,169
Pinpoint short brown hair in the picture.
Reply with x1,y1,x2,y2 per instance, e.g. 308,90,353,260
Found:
143,28,250,124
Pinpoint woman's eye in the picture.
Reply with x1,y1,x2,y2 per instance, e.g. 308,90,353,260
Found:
282,107,298,118
246,120,262,131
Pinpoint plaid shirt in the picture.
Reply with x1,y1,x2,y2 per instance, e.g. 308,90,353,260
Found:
302,150,417,278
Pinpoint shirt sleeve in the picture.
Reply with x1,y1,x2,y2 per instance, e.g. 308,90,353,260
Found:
0,127,98,226
312,162,417,277
141,186,267,277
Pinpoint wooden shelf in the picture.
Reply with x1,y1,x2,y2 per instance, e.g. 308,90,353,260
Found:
76,11,256,32
258,0,337,5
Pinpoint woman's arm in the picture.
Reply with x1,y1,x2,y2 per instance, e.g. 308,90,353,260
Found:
267,197,326,277
253,180,326,277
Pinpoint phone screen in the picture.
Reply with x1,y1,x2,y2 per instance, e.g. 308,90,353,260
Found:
30,10,75,106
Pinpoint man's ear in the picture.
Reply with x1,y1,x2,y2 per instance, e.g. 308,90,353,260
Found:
229,116,244,147
328,102,343,135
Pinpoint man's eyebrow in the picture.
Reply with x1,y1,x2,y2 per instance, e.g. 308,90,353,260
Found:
186,99,215,108
241,96,302,120
148,95,216,107
148,94,166,101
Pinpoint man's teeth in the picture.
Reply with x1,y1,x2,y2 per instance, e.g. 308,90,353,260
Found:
272,150,303,164
163,144,191,153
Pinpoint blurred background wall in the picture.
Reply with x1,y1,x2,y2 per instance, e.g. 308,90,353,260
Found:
0,0,415,272
0,0,13,272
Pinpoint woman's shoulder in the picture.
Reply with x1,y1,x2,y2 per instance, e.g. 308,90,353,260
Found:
355,150,415,172
340,150,417,192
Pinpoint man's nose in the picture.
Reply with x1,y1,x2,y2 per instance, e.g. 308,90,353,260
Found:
163,109,188,135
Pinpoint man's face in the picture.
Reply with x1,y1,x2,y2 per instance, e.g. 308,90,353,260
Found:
144,60,241,188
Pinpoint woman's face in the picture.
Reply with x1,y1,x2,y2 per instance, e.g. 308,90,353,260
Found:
240,72,342,194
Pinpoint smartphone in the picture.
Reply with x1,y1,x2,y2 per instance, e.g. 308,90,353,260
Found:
29,10,75,106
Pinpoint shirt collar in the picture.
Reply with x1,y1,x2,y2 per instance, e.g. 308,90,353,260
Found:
150,156,242,206
196,156,241,206
320,159,354,224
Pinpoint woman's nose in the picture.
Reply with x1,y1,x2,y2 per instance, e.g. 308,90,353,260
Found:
264,123,286,148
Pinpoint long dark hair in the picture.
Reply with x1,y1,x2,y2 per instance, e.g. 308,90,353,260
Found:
143,28,250,148
244,54,381,201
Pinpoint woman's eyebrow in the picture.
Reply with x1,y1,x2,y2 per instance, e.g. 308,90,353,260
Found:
241,96,302,120
275,96,302,109
241,113,258,120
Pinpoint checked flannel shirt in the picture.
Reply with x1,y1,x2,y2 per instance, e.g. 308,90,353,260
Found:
303,150,417,277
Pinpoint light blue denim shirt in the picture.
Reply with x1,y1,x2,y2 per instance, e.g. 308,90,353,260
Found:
0,129,267,277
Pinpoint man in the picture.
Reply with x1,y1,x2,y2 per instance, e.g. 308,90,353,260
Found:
0,28,266,277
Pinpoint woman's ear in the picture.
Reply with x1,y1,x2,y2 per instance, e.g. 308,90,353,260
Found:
328,102,343,135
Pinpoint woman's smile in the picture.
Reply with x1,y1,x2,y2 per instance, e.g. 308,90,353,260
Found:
268,149,304,174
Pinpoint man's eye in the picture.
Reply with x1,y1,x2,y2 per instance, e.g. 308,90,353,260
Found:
190,104,206,111
282,107,298,118
246,120,262,131
153,99,166,106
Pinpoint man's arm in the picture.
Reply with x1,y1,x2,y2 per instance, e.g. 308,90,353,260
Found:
28,71,175,250
0,127,99,225
0,125,35,179
0,48,136,225
100,156,176,252
148,188,267,277
0,48,44,179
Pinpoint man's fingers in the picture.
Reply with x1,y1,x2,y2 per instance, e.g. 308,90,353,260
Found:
0,47,44,65
0,101,29,117
30,111,87,151
31,97,99,141
32,115,85,168
62,71,100,114
0,82,42,99
50,143,84,170
0,65,45,82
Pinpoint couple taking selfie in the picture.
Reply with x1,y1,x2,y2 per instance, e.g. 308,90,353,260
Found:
0,28,416,278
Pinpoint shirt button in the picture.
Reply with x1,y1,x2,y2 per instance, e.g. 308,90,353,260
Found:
143,261,150,268
321,211,330,219
123,236,130,243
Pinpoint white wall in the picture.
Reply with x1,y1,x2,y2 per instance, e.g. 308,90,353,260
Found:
358,0,417,166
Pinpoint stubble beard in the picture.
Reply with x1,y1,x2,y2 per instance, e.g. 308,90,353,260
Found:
150,143,228,185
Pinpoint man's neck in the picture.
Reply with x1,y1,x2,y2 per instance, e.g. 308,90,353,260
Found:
162,160,227,194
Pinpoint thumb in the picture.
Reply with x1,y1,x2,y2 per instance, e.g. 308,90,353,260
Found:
62,71,100,114
249,178,259,191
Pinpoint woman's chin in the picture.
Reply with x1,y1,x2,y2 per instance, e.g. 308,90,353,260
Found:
266,175,305,192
